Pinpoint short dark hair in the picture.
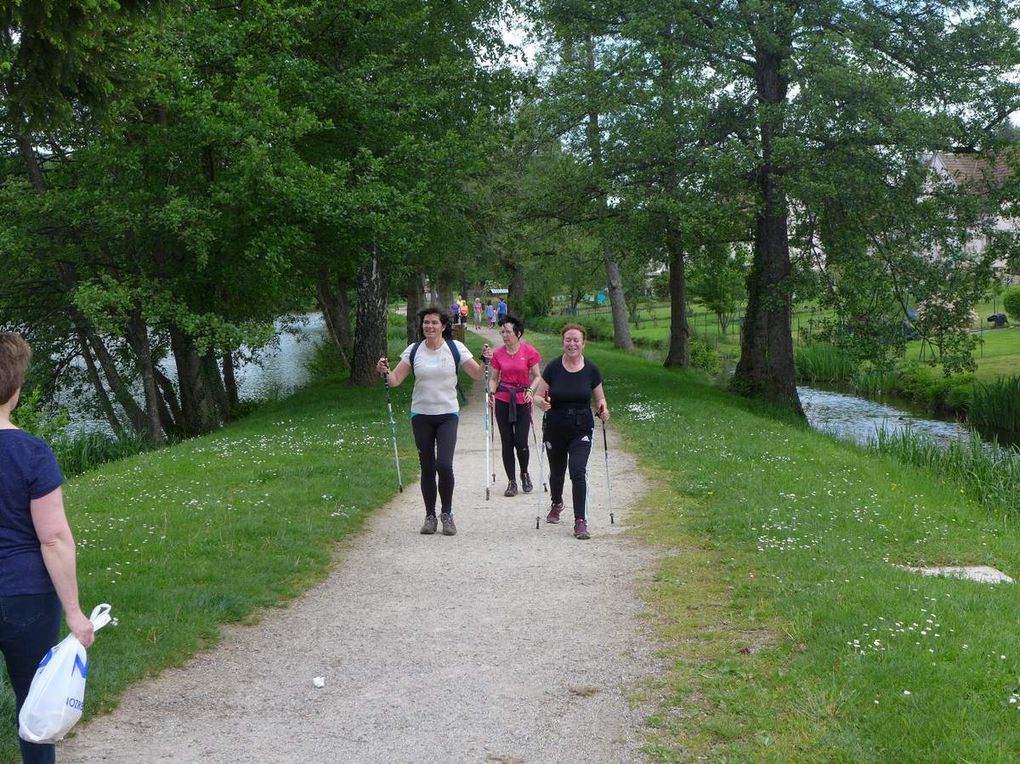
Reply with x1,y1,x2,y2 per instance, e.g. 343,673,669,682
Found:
0,333,32,405
500,315,524,338
417,307,453,340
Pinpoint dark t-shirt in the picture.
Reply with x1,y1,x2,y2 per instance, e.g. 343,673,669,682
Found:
542,356,602,410
0,429,64,595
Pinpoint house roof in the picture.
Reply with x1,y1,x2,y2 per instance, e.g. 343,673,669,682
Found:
930,151,1015,193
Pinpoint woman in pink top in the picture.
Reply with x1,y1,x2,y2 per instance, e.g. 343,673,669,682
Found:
489,316,542,496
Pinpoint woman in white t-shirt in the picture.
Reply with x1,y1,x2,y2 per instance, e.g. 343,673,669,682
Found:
376,308,491,536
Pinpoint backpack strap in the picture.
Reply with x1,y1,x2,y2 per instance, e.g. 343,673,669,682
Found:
408,339,461,373
408,339,466,404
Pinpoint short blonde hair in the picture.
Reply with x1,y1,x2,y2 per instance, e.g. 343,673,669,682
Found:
0,333,31,405
560,323,587,340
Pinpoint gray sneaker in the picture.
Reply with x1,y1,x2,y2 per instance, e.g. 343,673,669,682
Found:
504,481,518,497
420,515,438,535
440,512,457,536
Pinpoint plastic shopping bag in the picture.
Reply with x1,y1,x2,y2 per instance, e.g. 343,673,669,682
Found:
18,603,112,744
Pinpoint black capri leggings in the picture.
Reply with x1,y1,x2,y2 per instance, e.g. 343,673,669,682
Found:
543,409,595,520
494,399,531,481
411,413,459,515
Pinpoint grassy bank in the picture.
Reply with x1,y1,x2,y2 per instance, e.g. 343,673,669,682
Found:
578,342,1020,761
0,340,419,762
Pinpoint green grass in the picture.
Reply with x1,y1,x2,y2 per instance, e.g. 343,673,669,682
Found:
869,428,1020,516
574,341,1020,761
0,335,420,763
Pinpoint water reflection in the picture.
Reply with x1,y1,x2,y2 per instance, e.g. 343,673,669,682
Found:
799,386,976,447
64,313,326,435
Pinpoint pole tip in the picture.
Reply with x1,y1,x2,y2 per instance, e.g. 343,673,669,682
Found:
610,512,614,524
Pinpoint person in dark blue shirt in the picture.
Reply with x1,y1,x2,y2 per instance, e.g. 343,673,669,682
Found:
528,324,609,540
0,334,94,764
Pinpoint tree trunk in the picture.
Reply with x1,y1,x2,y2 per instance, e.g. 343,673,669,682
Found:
732,36,802,413
124,310,166,442
154,366,182,434
15,133,46,192
222,349,239,410
350,246,388,386
75,329,125,437
316,270,353,366
603,256,633,349
664,235,690,368
169,325,221,435
79,321,151,434
202,350,230,422
508,263,526,320
435,276,453,314
406,271,425,344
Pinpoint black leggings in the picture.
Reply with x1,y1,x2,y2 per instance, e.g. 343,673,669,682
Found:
411,413,459,515
494,399,532,482
543,410,594,520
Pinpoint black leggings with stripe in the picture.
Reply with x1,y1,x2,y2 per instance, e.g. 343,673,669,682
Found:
543,409,594,520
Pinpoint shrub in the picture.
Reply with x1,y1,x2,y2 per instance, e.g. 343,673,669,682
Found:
894,362,975,412
9,387,69,443
688,338,722,376
1003,284,1020,322
52,430,158,477
305,338,349,382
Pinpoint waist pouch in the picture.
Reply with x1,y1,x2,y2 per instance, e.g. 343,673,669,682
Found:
544,407,594,433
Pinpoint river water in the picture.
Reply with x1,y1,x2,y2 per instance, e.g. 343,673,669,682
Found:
64,313,326,435
799,384,1020,452
799,386,976,447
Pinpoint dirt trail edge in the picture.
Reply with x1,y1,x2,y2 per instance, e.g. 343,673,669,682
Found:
62,328,661,764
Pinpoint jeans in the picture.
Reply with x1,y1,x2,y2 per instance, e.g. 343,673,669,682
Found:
0,591,61,764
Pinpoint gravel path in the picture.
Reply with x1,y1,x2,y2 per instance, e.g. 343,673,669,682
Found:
61,328,660,763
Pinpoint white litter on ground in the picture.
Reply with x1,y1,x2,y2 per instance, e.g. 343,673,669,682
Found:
900,565,1014,584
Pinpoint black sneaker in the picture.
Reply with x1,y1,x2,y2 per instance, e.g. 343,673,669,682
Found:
546,502,563,524
420,515,438,535
440,512,457,536
504,481,518,497
521,473,533,493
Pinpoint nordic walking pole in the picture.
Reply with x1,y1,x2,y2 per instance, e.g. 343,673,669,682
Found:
483,357,492,501
529,404,548,493
535,410,546,530
602,416,613,524
382,373,403,492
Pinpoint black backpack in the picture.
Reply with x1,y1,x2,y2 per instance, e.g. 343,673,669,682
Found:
408,338,467,405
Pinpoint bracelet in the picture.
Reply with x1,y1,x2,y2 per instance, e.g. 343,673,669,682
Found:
524,388,535,398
